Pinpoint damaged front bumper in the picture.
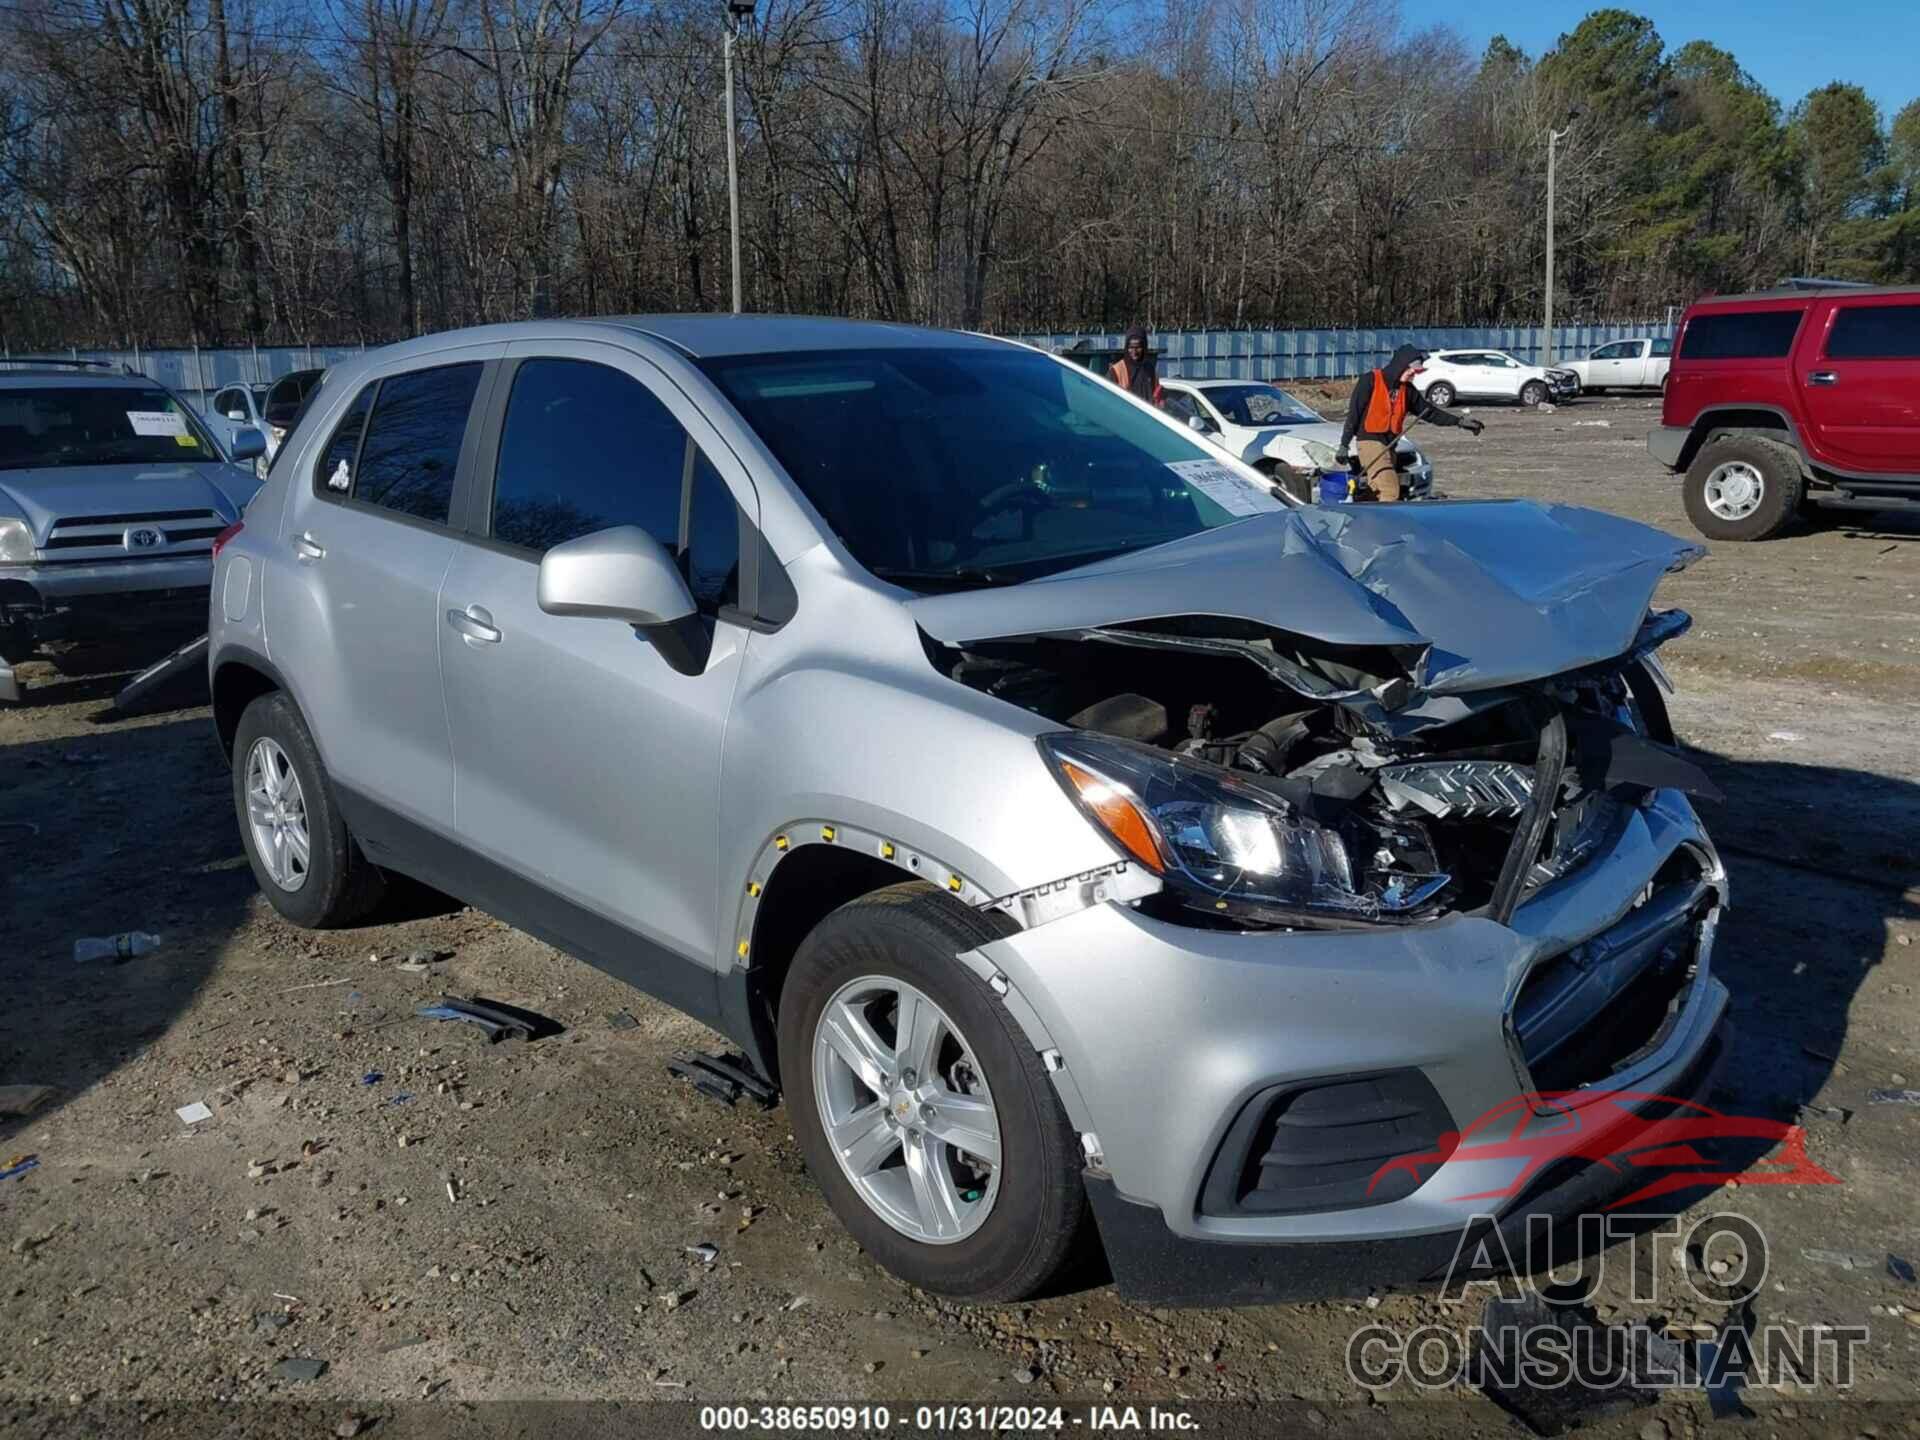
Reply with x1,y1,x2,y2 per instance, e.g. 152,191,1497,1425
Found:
963,788,1730,1305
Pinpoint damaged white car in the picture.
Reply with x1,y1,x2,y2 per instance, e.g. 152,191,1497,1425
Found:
210,318,1728,1307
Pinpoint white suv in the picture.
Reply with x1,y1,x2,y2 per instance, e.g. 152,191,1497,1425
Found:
1414,350,1577,408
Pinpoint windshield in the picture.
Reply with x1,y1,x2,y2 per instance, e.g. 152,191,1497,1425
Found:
701,346,1284,588
1197,383,1323,427
0,386,218,470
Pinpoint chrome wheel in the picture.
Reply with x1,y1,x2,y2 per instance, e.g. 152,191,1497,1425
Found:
1703,461,1765,521
244,737,311,892
812,975,1002,1245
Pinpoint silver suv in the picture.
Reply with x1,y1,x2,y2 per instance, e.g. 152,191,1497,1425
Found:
2,361,264,702
209,318,1731,1305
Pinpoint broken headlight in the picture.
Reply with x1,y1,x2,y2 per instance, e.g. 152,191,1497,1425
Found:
1039,733,1380,918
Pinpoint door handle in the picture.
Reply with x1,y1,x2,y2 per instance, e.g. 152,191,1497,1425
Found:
446,605,502,645
1808,371,1839,386
293,533,325,562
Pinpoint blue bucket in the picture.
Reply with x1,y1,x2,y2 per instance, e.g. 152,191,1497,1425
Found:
1318,472,1351,505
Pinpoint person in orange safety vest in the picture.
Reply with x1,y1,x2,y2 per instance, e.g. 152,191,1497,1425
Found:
1336,345,1483,500
1108,326,1165,406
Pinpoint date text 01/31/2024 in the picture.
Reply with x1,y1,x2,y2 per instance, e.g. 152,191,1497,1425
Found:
699,1405,1201,1432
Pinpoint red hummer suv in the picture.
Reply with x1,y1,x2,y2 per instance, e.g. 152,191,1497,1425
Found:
1648,284,1920,540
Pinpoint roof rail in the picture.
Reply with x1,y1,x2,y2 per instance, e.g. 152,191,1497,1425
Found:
1775,276,1873,290
0,355,131,373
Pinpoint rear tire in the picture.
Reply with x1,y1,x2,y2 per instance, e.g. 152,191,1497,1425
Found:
1520,380,1548,407
779,882,1091,1302
1682,433,1804,542
232,692,386,928
1424,380,1455,408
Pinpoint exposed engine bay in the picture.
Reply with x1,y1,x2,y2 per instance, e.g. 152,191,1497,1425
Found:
932,617,1716,930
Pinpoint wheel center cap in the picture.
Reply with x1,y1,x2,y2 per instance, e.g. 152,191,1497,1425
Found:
890,1091,915,1122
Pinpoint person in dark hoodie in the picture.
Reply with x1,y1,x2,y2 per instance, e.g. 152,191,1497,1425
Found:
1337,345,1483,501
1108,326,1164,406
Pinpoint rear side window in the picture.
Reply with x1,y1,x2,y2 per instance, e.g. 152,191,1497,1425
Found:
344,363,483,524
1651,338,1672,356
1680,309,1804,359
1827,304,1920,359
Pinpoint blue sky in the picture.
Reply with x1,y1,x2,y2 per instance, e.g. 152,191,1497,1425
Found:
1457,1,1913,121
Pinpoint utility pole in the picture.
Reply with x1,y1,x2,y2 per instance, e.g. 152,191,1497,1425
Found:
723,2,756,314
1544,120,1576,366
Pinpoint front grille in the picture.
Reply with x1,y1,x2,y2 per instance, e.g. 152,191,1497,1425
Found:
1201,1069,1455,1216
38,508,224,562
1511,857,1713,1093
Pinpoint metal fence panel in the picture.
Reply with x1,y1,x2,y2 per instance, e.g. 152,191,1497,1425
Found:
5,322,1676,400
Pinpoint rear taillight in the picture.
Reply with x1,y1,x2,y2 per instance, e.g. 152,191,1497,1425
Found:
211,521,244,560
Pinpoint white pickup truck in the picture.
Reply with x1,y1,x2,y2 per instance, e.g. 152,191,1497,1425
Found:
1561,337,1672,394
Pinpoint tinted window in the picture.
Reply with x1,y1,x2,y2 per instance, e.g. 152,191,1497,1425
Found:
313,383,373,493
1827,304,1920,359
491,359,691,555
1159,391,1200,423
264,370,322,426
1591,342,1630,360
349,363,481,523
1651,338,1673,356
1680,309,1804,359
685,452,740,608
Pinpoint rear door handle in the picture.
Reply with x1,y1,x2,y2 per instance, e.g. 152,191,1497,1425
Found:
1808,371,1839,386
446,605,502,645
293,533,325,562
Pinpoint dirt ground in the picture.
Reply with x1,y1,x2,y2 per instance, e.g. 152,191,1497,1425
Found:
3,393,1918,1437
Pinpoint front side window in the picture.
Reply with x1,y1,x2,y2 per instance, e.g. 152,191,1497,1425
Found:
1826,304,1920,360
1651,338,1673,357
1680,309,1805,360
700,346,1283,589
491,359,687,555
1591,342,1629,360
337,362,481,524
0,385,216,471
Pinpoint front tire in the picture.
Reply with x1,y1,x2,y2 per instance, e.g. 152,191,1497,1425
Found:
232,692,386,928
1520,380,1548,407
1682,433,1804,542
1424,380,1455,408
779,882,1090,1301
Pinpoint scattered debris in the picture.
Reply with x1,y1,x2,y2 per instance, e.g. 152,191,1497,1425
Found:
1014,1366,1039,1385
388,1093,415,1107
667,1051,778,1109
659,1290,695,1311
444,1174,459,1204
247,1160,276,1179
0,1156,41,1184
1572,420,1613,428
1767,730,1801,743
253,1311,293,1335
192,855,251,873
1868,1089,1920,1106
278,977,356,995
607,1010,639,1031
360,1072,384,1087
685,1243,719,1265
334,1416,370,1439
1797,1101,1852,1125
273,1357,328,1383
73,931,162,964
1475,1292,1669,1433
415,996,555,1044
784,1296,810,1311
1890,1254,1917,1285
0,1085,57,1117
379,1335,429,1354
1803,1247,1879,1271
175,1102,213,1126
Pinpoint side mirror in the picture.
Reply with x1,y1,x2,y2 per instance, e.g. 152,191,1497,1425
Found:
538,525,706,674
1186,414,1216,434
225,424,267,462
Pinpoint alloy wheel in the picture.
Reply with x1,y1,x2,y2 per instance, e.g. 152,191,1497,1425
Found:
812,975,1003,1244
1703,461,1765,521
244,736,311,892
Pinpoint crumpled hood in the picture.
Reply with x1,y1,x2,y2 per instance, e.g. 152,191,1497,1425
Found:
908,501,1703,695
0,463,256,545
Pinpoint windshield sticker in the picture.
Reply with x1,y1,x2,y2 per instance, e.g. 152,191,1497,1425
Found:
1166,459,1285,516
175,431,201,448
126,410,188,438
